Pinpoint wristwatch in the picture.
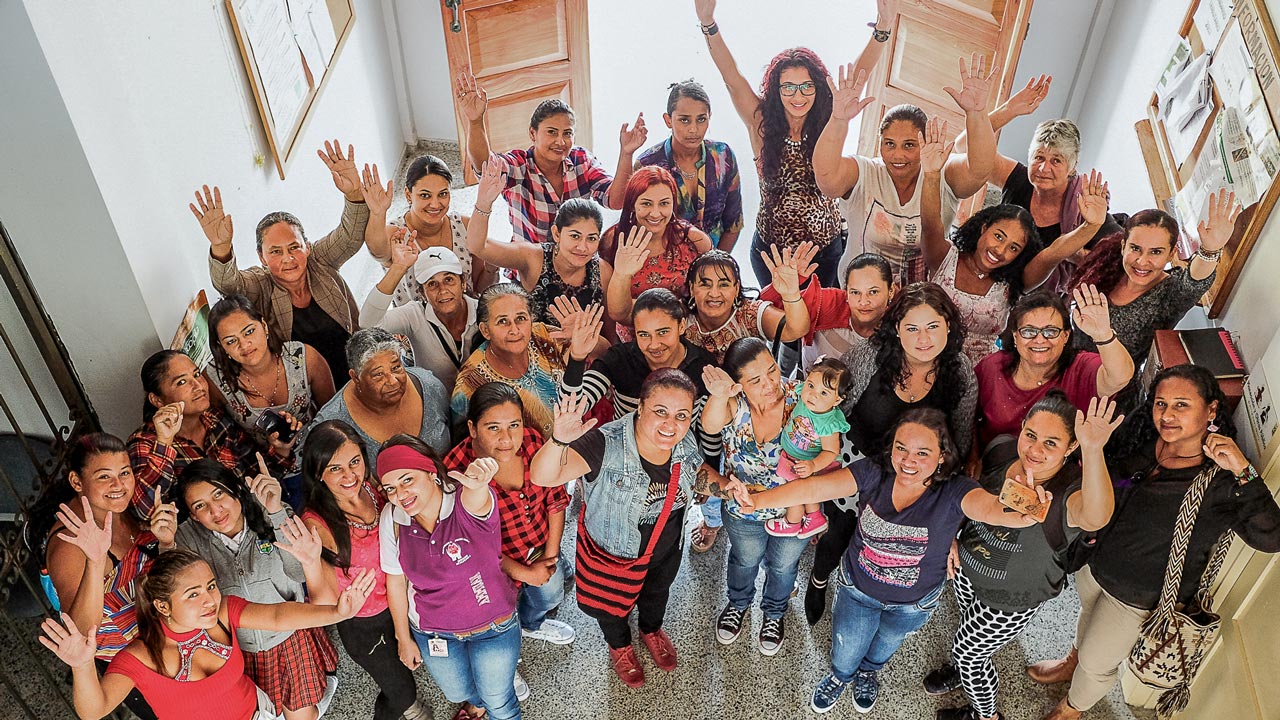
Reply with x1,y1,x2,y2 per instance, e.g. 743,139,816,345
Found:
868,22,890,43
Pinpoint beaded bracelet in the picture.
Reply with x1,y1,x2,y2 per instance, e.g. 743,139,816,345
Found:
1236,463,1261,485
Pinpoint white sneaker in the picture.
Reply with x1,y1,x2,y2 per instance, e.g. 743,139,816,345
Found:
520,618,576,645
513,669,530,702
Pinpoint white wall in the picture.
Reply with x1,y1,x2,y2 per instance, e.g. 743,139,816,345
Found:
1072,0,1280,365
4,0,407,434
0,1,159,435
395,0,457,141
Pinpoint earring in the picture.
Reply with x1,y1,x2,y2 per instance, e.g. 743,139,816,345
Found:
1208,421,1220,433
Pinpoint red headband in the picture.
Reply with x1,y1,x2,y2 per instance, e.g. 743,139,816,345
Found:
376,445,438,479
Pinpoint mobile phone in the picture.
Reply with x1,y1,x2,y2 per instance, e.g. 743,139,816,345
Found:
997,477,1049,523
255,409,296,444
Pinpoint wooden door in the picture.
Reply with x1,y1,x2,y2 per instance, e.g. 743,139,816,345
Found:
856,0,1034,217
441,0,592,183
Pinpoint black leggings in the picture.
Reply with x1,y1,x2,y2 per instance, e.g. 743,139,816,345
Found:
336,608,418,720
579,539,684,649
812,499,859,583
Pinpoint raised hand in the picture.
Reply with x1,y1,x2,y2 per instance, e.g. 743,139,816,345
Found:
614,225,653,277
249,452,284,514
1070,283,1112,342
944,53,998,114
552,392,598,444
1078,169,1109,227
919,117,954,176
477,154,508,208
149,488,179,548
152,401,184,447
389,231,421,272
455,70,489,123
449,457,500,490
701,365,742,398
274,516,325,566
1203,433,1250,475
190,186,234,250
546,295,587,342
827,63,875,123
362,164,394,216
335,569,376,620
1074,395,1123,451
694,0,716,25
55,497,112,563
266,411,302,456
38,613,97,669
790,240,821,281
1197,188,1243,252
619,113,648,156
317,139,362,201
567,302,605,362
761,244,803,300
1005,74,1052,117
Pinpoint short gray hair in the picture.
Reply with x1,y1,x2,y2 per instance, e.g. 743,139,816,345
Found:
345,327,403,375
255,211,307,254
1028,119,1081,168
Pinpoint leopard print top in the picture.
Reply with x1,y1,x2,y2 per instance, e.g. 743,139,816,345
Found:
756,138,842,249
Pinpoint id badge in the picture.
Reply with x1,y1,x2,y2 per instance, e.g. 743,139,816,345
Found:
428,638,448,657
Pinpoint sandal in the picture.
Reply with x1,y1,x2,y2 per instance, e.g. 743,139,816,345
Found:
690,521,720,553
450,704,486,720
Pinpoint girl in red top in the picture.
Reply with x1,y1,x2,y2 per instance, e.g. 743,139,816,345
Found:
38,548,372,720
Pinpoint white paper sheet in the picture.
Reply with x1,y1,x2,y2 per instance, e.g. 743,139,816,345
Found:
238,0,309,143
287,0,337,81
1194,0,1236,51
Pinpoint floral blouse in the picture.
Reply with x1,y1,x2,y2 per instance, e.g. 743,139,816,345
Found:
721,379,801,522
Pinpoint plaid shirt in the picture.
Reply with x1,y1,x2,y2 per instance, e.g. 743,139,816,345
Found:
441,428,569,562
501,146,613,244
637,138,744,246
127,409,291,516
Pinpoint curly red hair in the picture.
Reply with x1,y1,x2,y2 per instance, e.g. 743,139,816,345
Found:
604,166,694,262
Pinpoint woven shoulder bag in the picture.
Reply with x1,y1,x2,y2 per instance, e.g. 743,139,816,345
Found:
1126,464,1234,717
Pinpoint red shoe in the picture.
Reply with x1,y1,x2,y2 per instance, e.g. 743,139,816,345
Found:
641,628,678,672
608,645,646,687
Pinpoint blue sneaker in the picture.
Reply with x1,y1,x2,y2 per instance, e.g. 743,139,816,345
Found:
810,674,846,714
852,670,879,713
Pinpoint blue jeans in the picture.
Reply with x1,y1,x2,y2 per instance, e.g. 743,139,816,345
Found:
749,229,845,288
518,557,566,631
702,496,724,528
723,512,809,618
413,614,523,720
829,563,944,682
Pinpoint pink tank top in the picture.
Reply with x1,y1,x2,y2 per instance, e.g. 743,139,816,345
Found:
302,482,390,618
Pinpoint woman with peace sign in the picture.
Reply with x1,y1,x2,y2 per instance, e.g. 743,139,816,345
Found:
39,548,373,720
927,393,1122,720
164,457,341,720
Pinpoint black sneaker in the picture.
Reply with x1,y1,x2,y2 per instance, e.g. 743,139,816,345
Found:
805,574,829,626
715,604,746,645
852,670,879,713
923,663,962,695
758,616,784,656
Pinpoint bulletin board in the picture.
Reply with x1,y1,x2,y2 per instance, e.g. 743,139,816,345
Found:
1135,0,1280,318
226,0,356,180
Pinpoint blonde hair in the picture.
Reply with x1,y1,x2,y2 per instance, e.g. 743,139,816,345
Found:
1028,119,1081,168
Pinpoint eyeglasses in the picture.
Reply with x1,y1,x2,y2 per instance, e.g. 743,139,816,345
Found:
1016,325,1065,340
779,82,816,97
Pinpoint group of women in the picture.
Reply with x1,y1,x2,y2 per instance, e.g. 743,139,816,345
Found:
34,1,1280,720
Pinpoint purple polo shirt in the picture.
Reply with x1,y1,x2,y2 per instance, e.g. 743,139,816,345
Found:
379,489,518,633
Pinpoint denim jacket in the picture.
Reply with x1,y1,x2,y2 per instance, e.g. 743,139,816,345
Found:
579,413,703,559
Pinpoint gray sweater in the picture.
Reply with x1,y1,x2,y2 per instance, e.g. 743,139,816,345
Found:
174,505,305,653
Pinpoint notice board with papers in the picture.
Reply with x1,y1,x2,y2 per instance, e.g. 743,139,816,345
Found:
1136,0,1280,317
227,0,355,179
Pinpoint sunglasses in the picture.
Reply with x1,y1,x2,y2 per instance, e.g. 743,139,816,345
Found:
779,82,816,97
1016,325,1066,340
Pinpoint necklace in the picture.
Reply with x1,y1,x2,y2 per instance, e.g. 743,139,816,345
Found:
343,485,379,531
898,366,937,403
964,253,988,280
486,347,528,378
242,359,281,405
675,165,698,180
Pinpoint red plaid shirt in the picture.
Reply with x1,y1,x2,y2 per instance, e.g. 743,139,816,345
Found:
127,409,290,516
442,428,569,561
500,146,613,244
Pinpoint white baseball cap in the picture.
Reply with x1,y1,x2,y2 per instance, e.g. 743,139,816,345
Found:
413,247,464,284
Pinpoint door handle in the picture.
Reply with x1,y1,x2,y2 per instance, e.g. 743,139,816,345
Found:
445,0,462,33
